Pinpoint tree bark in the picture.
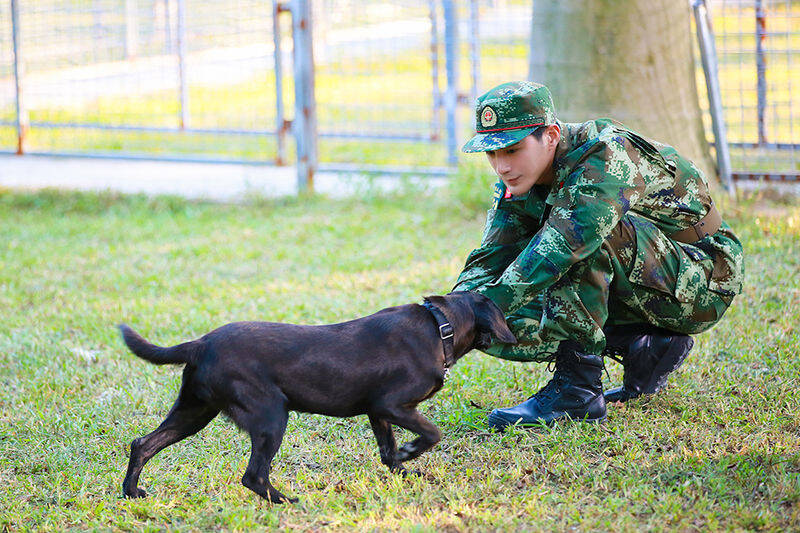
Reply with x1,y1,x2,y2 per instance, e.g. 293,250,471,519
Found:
530,0,716,180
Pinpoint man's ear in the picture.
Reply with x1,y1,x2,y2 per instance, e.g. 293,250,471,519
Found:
545,123,561,149
475,296,517,345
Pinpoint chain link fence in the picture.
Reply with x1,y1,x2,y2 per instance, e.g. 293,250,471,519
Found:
1,0,798,183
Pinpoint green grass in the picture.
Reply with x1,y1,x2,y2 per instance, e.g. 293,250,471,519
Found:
0,185,799,531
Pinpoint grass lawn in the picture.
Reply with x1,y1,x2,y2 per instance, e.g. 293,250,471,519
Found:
0,184,798,531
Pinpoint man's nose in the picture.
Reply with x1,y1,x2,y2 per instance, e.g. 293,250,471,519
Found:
495,155,511,175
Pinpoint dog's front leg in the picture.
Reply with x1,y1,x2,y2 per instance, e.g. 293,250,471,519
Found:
383,408,442,465
368,413,407,474
235,401,297,504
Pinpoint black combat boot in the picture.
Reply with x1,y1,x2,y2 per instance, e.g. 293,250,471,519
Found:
487,341,606,431
603,324,694,403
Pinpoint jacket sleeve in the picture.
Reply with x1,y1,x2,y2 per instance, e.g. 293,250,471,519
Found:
474,133,648,314
453,183,544,292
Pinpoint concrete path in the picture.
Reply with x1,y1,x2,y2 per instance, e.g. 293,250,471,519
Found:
0,154,447,201
2,154,790,202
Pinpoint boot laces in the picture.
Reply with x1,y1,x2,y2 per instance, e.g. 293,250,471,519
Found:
527,359,568,403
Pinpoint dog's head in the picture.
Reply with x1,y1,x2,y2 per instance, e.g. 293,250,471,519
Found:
446,291,517,350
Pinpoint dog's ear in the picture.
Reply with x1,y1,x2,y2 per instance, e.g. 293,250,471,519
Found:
474,295,517,345
475,331,494,350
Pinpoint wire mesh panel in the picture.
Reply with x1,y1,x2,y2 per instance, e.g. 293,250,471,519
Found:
708,0,800,180
312,0,446,171
8,0,285,162
311,0,536,172
468,0,533,96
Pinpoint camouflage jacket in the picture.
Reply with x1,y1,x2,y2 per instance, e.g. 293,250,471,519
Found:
454,118,745,315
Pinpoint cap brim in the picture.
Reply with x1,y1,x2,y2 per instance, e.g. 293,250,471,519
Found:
461,127,536,153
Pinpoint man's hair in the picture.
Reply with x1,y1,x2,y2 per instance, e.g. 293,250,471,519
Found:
530,125,547,140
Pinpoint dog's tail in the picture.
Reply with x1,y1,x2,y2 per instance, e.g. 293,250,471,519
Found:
118,324,200,366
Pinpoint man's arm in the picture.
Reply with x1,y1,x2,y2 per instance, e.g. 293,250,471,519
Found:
474,133,648,314
453,182,546,292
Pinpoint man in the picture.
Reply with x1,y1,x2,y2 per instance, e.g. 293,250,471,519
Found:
454,81,744,430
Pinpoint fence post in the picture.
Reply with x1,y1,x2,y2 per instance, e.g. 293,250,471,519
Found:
442,0,459,166
527,2,535,81
273,1,288,165
124,0,139,59
429,0,441,141
755,0,767,145
10,0,27,155
176,0,189,129
693,0,734,195
163,0,173,54
290,0,317,192
467,0,480,104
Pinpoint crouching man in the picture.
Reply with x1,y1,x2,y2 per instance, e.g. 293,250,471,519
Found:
454,81,744,429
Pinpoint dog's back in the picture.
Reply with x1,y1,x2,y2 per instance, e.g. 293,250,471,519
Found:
120,304,444,418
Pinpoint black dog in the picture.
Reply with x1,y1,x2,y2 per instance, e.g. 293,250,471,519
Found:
119,291,516,503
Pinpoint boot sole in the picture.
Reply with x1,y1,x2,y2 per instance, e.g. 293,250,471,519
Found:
487,411,607,431
604,386,628,403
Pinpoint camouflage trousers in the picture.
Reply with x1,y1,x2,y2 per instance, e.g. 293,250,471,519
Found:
484,214,735,362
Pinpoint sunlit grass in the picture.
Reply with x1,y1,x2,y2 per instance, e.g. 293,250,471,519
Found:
0,187,798,530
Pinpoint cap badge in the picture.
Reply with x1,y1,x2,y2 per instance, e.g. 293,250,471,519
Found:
480,106,497,128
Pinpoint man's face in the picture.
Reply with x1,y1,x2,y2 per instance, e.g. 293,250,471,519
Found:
485,132,555,196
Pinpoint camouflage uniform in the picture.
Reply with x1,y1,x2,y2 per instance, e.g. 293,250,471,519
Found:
456,83,744,362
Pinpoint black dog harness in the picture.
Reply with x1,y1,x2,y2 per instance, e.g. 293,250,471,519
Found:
422,298,455,377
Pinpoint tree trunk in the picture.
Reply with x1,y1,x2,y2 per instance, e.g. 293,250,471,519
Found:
530,0,716,181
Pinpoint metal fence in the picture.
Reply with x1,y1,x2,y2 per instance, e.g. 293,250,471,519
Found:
1,0,288,162
1,0,798,186
704,0,800,181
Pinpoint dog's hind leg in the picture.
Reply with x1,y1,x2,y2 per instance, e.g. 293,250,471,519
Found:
122,385,219,499
368,413,403,473
231,393,295,503
383,407,442,465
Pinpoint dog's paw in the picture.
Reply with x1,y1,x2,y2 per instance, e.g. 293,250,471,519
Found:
123,487,147,499
390,465,422,478
266,491,298,504
396,443,418,462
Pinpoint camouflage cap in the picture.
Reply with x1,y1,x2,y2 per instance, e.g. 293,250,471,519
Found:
462,81,557,153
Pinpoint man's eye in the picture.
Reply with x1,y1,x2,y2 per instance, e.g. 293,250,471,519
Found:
486,151,495,157
507,149,516,154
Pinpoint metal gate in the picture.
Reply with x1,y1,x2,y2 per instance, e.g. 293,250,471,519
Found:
1,0,798,189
